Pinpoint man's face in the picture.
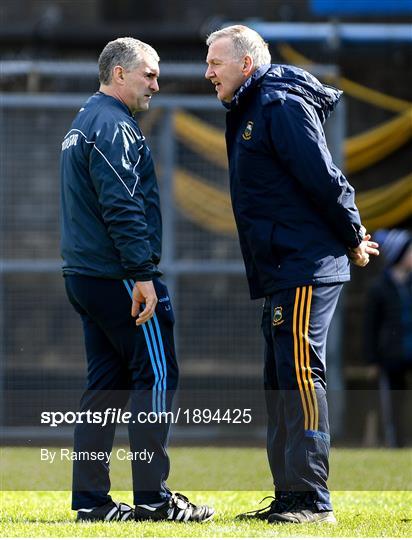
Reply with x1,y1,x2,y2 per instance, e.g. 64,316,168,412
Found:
120,53,160,114
205,37,248,103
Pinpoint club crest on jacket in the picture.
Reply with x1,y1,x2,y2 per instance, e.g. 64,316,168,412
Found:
242,121,254,140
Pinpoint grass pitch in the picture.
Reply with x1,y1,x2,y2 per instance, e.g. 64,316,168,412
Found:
1,447,411,537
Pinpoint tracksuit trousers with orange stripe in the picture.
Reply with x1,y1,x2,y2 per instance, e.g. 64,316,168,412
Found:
262,283,343,511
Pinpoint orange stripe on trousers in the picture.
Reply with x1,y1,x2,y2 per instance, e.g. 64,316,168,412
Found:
299,287,315,431
293,287,310,430
304,286,318,431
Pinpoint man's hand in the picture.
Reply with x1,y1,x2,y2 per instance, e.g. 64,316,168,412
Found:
131,280,157,326
348,234,380,267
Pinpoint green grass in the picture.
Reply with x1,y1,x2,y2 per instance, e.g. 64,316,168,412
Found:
1,447,412,537
2,447,411,491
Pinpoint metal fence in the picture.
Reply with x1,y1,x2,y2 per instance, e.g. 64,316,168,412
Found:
0,70,345,442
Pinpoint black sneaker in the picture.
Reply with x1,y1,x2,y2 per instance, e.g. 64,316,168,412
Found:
236,493,294,521
268,499,337,524
77,500,134,522
135,492,214,522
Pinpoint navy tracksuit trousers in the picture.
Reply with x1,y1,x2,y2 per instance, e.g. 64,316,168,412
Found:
262,284,342,511
64,275,179,510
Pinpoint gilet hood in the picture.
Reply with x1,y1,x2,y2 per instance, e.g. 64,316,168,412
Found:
229,63,342,124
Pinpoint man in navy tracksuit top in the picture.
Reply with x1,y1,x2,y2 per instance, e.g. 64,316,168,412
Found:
60,37,213,523
206,25,379,524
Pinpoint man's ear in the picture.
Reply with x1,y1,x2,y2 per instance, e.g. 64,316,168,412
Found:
242,55,254,77
112,65,125,85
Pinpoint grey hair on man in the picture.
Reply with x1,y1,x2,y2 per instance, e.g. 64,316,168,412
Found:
206,25,271,67
98,37,160,85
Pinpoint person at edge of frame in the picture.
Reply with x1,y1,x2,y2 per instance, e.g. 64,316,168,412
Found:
364,229,412,448
60,37,214,524
205,25,379,525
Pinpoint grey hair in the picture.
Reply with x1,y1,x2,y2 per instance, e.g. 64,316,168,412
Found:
206,24,271,67
98,37,160,85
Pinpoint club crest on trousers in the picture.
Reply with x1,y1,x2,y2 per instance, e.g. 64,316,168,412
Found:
272,306,284,326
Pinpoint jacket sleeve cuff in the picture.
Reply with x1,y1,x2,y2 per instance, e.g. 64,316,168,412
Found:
348,224,366,249
130,268,163,282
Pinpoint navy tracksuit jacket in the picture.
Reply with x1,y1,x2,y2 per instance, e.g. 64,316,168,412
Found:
225,65,365,509
60,92,178,509
61,92,162,282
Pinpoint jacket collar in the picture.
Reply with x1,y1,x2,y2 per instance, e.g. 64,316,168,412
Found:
224,64,342,125
223,64,271,110
96,91,134,117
